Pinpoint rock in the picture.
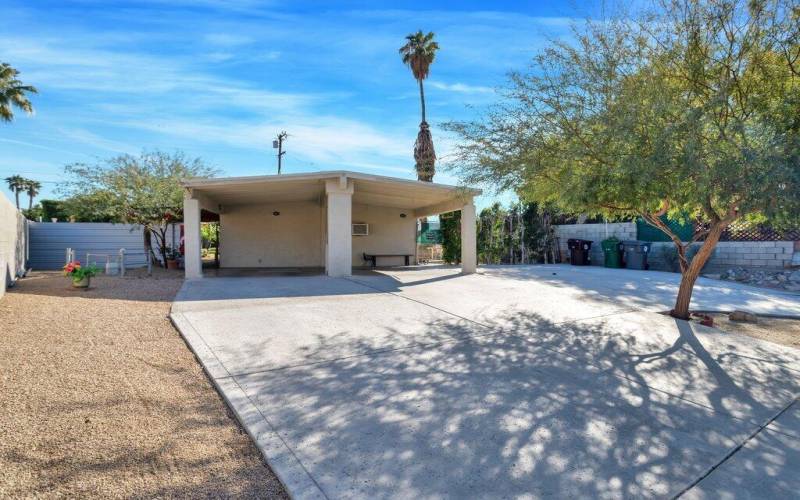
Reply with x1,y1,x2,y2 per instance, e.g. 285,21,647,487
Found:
729,310,759,323
789,270,800,282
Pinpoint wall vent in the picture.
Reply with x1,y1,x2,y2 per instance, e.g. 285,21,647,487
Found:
352,223,369,236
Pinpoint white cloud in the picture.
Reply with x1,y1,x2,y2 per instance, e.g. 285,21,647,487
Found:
428,81,494,94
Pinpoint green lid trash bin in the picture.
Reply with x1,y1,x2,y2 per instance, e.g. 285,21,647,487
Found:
601,237,623,268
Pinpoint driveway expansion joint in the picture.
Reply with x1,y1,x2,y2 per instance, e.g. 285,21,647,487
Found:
674,397,800,499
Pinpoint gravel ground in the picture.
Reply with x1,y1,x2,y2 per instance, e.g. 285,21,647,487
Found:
0,271,287,499
705,312,800,350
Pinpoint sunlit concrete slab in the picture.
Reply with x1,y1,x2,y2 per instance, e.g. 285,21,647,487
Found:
349,265,800,323
234,333,755,498
518,311,800,424
172,276,484,375
684,401,800,499
171,266,800,499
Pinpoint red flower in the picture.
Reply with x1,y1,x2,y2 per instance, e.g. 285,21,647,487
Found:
63,261,81,275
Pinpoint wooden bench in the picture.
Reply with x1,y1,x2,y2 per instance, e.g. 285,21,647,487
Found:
363,253,412,267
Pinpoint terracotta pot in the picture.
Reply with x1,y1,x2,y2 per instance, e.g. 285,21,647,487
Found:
167,259,179,270
72,276,90,288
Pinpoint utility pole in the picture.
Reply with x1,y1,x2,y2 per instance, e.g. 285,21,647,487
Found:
273,131,287,174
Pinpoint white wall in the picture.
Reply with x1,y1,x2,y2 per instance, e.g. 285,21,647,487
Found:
351,203,416,267
0,193,28,298
219,201,324,268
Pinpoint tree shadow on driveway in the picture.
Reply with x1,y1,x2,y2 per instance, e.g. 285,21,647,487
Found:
227,310,800,498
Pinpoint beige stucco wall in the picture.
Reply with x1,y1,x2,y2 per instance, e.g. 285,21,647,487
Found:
218,200,416,269
351,203,416,267
219,201,324,268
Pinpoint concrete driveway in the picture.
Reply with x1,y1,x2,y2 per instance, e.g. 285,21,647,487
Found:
171,265,800,499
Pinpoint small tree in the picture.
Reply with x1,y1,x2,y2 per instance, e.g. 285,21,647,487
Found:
61,151,217,266
447,0,800,319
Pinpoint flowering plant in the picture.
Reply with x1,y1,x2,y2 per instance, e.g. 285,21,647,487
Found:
63,261,100,280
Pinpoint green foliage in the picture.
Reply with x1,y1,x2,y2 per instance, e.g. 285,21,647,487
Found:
446,0,799,227
60,150,217,265
477,202,556,264
440,211,461,264
445,0,800,317
399,31,439,82
0,62,37,123
201,222,219,248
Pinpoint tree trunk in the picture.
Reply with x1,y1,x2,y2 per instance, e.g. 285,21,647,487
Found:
28,195,33,211
671,222,727,320
14,190,20,210
418,78,426,124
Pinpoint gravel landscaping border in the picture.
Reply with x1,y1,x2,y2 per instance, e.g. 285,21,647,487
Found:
0,271,287,498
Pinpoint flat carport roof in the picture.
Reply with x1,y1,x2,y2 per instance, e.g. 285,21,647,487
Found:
182,170,481,218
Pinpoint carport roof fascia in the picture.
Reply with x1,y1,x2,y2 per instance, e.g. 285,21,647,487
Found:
181,170,482,196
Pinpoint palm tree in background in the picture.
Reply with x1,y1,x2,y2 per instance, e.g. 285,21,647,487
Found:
5,175,27,209
26,179,41,211
0,62,37,123
399,31,439,182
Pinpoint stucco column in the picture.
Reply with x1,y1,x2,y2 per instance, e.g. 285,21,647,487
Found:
184,196,203,279
325,178,354,277
460,201,477,274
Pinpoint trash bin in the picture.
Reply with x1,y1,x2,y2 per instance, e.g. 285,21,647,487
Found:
567,238,593,266
622,240,651,270
601,237,623,268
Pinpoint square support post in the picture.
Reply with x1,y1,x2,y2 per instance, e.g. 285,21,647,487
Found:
184,196,203,279
325,178,354,277
460,201,477,274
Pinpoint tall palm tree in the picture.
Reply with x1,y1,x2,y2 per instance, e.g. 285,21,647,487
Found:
5,175,27,209
0,62,37,123
26,179,41,211
400,31,439,182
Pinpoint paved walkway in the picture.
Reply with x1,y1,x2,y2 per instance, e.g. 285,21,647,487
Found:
172,265,800,499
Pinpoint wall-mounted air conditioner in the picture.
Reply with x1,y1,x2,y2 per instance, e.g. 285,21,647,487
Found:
352,223,369,236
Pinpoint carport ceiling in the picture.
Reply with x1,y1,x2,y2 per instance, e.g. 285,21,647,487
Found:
183,171,480,210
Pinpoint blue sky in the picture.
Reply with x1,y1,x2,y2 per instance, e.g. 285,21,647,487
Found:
1,0,590,209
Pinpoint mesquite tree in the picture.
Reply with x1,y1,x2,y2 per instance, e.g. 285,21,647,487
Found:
446,0,799,319
61,151,217,266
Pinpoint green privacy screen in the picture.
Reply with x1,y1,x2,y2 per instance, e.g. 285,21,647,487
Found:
636,215,694,242
418,221,443,244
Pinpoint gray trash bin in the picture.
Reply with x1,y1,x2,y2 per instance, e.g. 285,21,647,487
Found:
622,240,651,270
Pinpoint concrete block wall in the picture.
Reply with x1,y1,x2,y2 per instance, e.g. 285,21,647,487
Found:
553,222,636,264
648,241,795,272
554,222,797,271
0,193,28,299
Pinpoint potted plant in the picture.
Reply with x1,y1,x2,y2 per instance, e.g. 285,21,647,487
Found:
165,247,180,270
63,261,100,288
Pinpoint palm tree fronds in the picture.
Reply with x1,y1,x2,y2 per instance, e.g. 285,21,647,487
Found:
0,62,37,122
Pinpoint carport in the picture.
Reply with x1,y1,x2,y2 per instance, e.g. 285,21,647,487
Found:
181,171,480,278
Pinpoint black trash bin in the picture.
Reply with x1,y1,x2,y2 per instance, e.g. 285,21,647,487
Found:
622,240,651,270
567,238,593,266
